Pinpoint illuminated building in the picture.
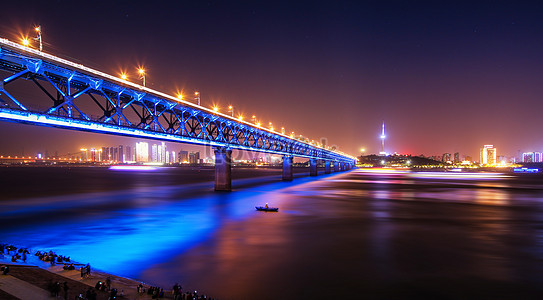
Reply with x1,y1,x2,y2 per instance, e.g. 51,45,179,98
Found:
189,151,200,164
523,152,542,163
178,150,189,163
119,145,124,163
136,142,149,162
170,151,175,164
453,152,460,163
125,146,132,162
102,147,109,161
480,145,497,165
151,144,158,162
442,153,451,163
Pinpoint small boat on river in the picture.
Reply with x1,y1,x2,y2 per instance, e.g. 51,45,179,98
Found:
255,206,279,212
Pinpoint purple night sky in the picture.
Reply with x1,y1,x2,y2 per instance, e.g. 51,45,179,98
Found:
0,1,542,159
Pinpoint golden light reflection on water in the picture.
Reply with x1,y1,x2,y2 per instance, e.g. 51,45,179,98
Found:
474,189,510,206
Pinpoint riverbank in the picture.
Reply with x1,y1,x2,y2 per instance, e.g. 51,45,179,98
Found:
0,246,212,299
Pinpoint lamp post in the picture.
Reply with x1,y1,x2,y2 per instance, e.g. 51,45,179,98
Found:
194,91,200,106
35,26,42,51
138,68,145,87
228,105,234,117
252,115,256,124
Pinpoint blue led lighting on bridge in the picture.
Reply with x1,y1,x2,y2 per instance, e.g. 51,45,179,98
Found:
0,37,355,164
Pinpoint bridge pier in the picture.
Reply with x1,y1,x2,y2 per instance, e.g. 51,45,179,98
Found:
214,148,232,191
334,161,340,172
341,162,345,171
282,155,293,181
325,160,331,174
310,158,318,176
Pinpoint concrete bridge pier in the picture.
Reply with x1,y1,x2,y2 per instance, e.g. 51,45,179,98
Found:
325,160,331,174
334,161,340,172
282,155,294,181
214,147,232,191
310,158,318,176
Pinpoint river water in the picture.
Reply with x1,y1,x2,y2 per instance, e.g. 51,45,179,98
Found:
1,166,543,299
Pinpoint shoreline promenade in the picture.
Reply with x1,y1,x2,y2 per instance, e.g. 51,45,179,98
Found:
0,247,211,300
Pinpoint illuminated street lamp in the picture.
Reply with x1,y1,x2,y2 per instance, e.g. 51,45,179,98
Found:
22,38,30,46
252,115,256,124
120,73,127,80
34,25,42,51
138,68,145,86
228,105,234,117
213,106,219,112
281,127,285,134
177,93,183,100
194,91,200,106
269,122,274,131
238,115,244,121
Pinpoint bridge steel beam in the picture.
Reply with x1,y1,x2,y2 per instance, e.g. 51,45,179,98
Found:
214,148,232,191
334,161,340,172
282,156,293,181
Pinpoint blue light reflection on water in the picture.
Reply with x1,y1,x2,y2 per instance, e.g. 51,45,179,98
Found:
0,173,322,278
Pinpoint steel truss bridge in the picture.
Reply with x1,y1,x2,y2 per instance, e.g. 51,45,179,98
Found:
0,37,355,190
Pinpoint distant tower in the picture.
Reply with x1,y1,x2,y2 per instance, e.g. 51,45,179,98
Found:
379,121,386,155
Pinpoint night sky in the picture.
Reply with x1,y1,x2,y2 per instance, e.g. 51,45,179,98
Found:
0,1,542,159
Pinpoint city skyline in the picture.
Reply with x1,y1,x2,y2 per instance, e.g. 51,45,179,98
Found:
0,2,543,158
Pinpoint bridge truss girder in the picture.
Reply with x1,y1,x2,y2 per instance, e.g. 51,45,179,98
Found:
0,42,354,164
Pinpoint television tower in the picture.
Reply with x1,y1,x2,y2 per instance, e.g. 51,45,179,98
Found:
379,121,386,155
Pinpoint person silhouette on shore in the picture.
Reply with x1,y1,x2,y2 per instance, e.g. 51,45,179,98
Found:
63,282,69,300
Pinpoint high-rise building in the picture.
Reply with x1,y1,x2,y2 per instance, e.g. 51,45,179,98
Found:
119,145,124,163
189,151,200,164
102,147,109,162
172,151,176,164
151,144,158,162
523,152,542,163
480,145,497,165
125,146,132,162
453,152,460,163
442,153,451,163
136,142,149,162
178,150,189,163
